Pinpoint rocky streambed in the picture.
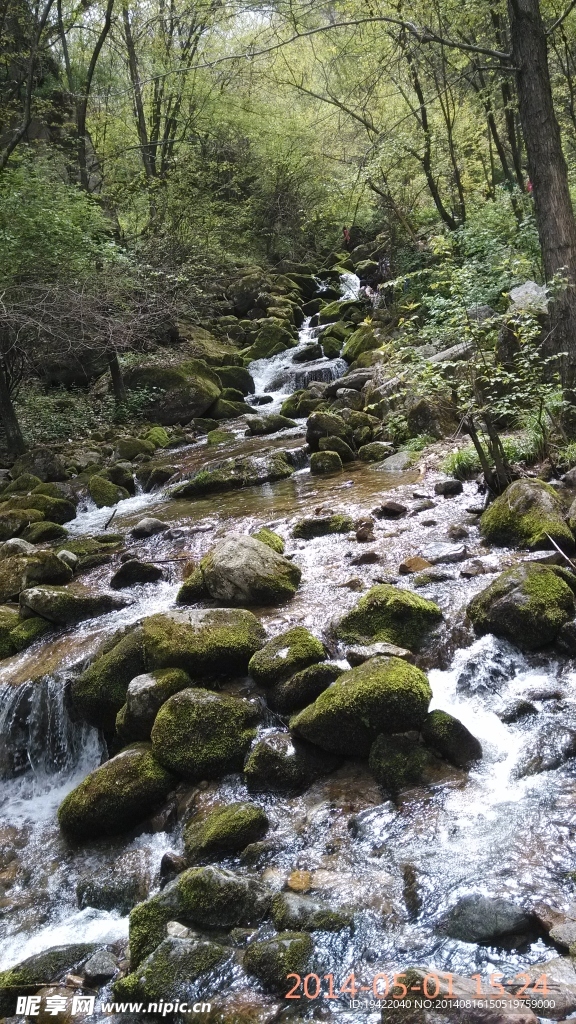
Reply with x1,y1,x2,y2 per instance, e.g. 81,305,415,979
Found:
2,274,576,1024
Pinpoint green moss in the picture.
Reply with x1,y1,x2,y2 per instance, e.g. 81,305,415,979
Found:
206,428,233,445
342,325,380,363
210,397,254,419
58,743,176,840
22,521,68,543
290,656,432,757
216,365,254,394
244,731,341,792
292,514,354,540
271,893,352,932
59,534,123,571
280,392,326,418
422,709,482,767
175,567,206,603
246,414,297,435
467,562,575,650
268,662,343,714
70,627,145,730
253,527,285,553
116,667,192,740
151,688,260,779
369,732,429,796
144,426,170,448
115,937,229,1003
243,932,314,994
480,478,575,552
171,452,293,498
129,895,174,968
0,508,44,541
88,475,130,508
310,450,343,476
5,493,76,524
115,436,156,460
318,435,356,463
0,945,96,1016
142,607,266,676
4,473,43,494
319,298,364,324
248,627,325,686
10,615,53,652
184,802,269,861
334,584,442,649
358,442,393,462
0,604,19,659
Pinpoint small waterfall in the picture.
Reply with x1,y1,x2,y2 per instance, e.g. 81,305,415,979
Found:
292,358,348,389
340,270,361,299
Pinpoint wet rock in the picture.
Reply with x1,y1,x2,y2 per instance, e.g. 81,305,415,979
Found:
151,688,260,780
447,522,469,540
184,802,269,862
131,517,169,538
268,662,343,714
438,893,534,944
140,465,177,490
161,852,188,880
245,414,297,435
115,436,155,461
0,507,44,541
105,462,136,494
460,559,489,578
249,627,325,686
346,643,413,665
481,478,574,552
517,957,576,1019
499,699,538,723
422,710,482,767
350,550,381,565
456,638,524,695
293,342,323,362
318,434,356,463
290,656,432,757
375,452,414,472
434,478,463,497
271,892,352,932
373,500,407,518
421,542,468,564
110,559,163,588
200,534,301,605
356,517,376,542
292,513,354,539
334,583,442,649
243,932,314,994
58,744,176,840
0,537,35,558
88,475,130,508
171,452,293,498
83,950,118,983
19,583,128,625
116,668,192,740
467,563,576,650
369,731,432,796
399,555,433,575
77,873,147,914
306,410,352,450
11,447,67,482
359,442,394,462
114,936,230,1004
22,521,68,543
216,364,254,394
252,527,284,553
0,945,97,1016
342,324,380,362
128,866,271,967
310,450,343,474
513,722,576,777
244,732,340,792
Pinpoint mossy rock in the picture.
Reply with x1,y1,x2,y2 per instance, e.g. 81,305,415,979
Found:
358,442,393,462
310,450,343,475
369,731,431,796
280,392,326,418
0,604,19,659
58,743,176,840
176,566,206,603
4,473,43,494
142,606,266,675
292,513,354,540
114,936,230,1004
249,627,325,687
151,687,260,780
210,397,255,420
0,550,72,603
105,462,136,494
110,559,163,588
199,534,301,605
144,426,170,448
179,322,244,366
244,731,341,793
19,583,127,625
206,428,233,445
3,493,76,523
0,945,97,1016
124,361,221,425
70,626,146,730
58,534,123,572
243,322,296,361
0,507,44,541
318,435,356,463
88,475,130,508
271,892,352,933
342,325,380,363
319,298,365,324
171,452,293,499
10,615,53,653
268,662,344,714
116,668,192,741
467,562,576,650
334,584,442,649
243,932,313,994
220,386,246,402
184,802,269,862
22,520,68,543
116,437,155,460
480,478,575,552
252,527,284,553
306,410,352,450
290,656,432,757
216,365,255,395
245,414,297,435
422,709,482,767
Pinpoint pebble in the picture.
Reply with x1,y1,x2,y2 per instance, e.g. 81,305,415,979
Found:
131,517,169,538
372,500,407,519
399,555,432,574
421,542,468,564
434,478,464,496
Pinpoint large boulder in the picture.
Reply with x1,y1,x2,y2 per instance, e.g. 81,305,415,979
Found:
467,563,576,650
199,534,301,605
438,894,534,944
0,551,72,603
171,452,293,499
342,325,380,363
3,492,76,524
334,584,442,650
290,656,432,757
243,320,296,361
123,362,221,425
183,802,269,862
480,478,575,552
151,688,260,779
11,447,67,482
248,627,325,686
306,410,352,451
0,945,97,1017
292,513,354,539
271,892,351,933
243,933,314,995
369,731,432,796
268,662,343,714
58,744,176,840
0,507,44,541
88,475,130,508
421,709,482,767
113,937,231,1005
244,732,341,792
19,583,127,625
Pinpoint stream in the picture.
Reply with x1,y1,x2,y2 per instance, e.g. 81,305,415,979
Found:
1,273,576,1024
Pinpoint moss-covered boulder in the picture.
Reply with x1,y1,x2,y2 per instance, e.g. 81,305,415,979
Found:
5,492,77,524
243,932,313,995
0,604,20,659
4,472,43,494
151,688,260,779
145,426,170,448
248,627,325,686
342,325,380,363
184,802,269,862
0,945,97,1017
22,520,68,543
171,452,293,499
11,447,67,482
467,563,576,650
252,527,284,553
358,441,394,462
290,656,432,757
0,507,44,541
114,937,230,1005
59,534,123,571
245,414,297,435
209,397,255,419
10,615,52,652
306,410,351,450
124,361,221,425
19,583,127,625
319,298,365,324
422,709,482,767
70,627,147,731
318,435,356,463
88,475,130,508
128,866,271,967
369,732,432,796
176,566,206,603
58,744,176,840
480,478,575,552
216,365,255,394
244,732,341,792
280,391,326,418
143,607,266,676
243,321,296,361
0,550,72,603
292,513,354,539
268,662,343,714
206,428,233,445
334,584,442,649
116,668,192,740
110,559,163,588
200,534,301,605
271,892,352,933
115,436,155,460
310,450,343,475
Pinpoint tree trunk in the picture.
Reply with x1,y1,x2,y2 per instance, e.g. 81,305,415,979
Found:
0,360,26,456
107,351,127,404
508,0,576,390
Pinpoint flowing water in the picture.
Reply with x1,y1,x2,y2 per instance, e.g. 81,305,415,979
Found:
1,274,575,1023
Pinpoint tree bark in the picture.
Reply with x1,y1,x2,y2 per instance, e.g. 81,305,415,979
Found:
508,0,576,388
107,351,127,404
0,360,25,456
